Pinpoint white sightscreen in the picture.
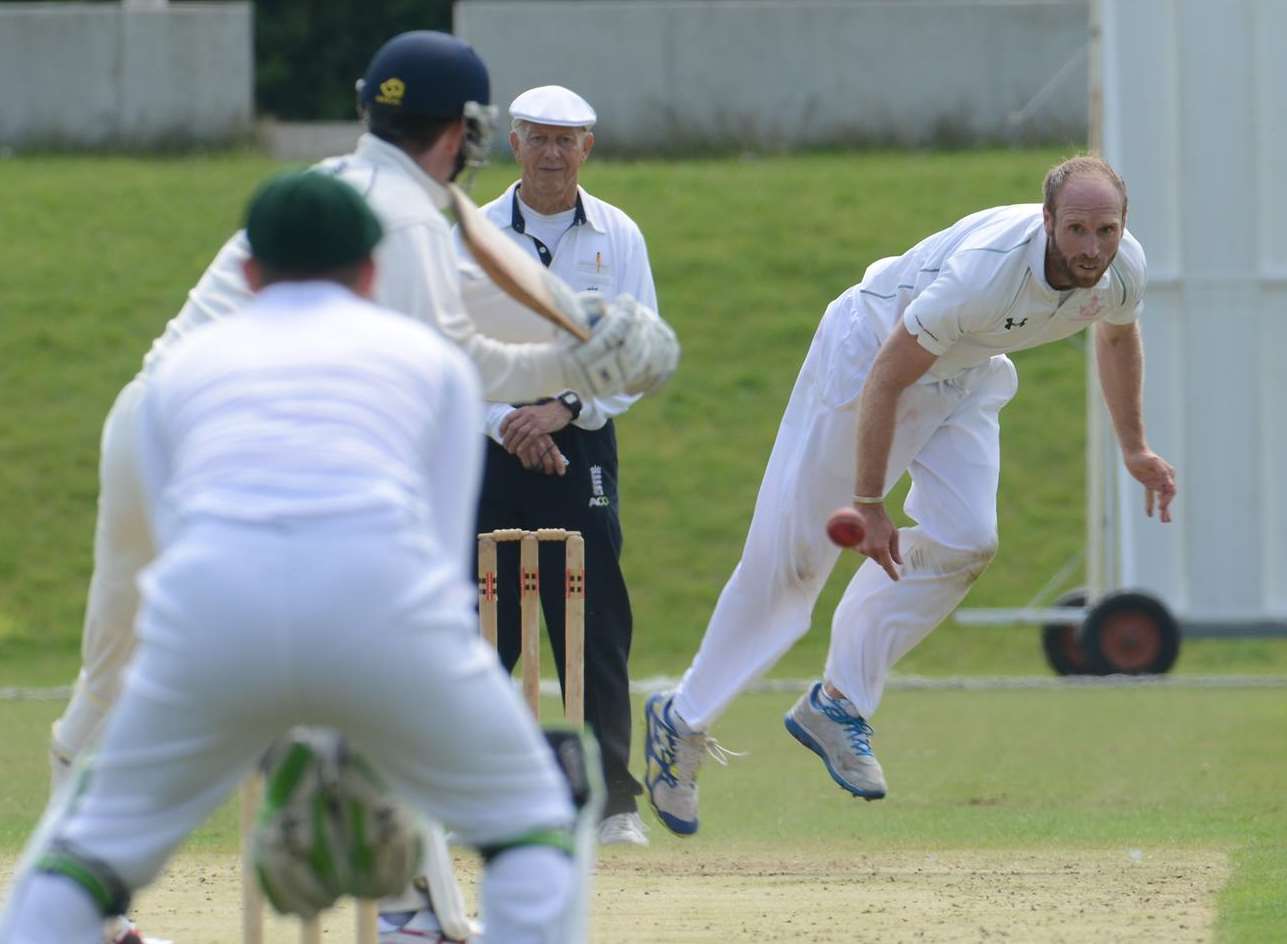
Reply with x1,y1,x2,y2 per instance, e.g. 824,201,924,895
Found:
1092,0,1287,627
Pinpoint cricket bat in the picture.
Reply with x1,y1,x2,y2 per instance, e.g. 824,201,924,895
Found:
447,182,592,342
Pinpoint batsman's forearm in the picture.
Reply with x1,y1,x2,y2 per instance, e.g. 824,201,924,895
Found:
1095,323,1147,454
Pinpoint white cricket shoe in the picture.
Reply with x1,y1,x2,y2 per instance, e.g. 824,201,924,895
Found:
784,682,887,799
598,811,649,846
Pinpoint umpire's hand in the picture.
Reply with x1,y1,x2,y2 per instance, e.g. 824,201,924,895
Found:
502,402,571,476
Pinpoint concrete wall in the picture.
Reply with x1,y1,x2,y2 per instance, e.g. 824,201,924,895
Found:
455,0,1091,153
0,3,253,150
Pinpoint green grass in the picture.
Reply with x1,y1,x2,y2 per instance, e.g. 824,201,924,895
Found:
4,148,1285,679
2,147,1285,939
2,688,1284,940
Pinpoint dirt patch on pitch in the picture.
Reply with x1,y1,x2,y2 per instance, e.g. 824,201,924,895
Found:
4,845,1226,942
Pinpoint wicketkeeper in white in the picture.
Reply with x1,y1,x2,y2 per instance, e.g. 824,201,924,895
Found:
643,156,1177,836
44,31,678,943
2,171,598,944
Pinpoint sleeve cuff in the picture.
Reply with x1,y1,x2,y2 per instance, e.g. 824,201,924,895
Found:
1103,302,1143,326
484,403,516,445
902,309,950,355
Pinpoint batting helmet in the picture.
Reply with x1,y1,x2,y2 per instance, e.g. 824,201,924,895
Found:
357,31,490,121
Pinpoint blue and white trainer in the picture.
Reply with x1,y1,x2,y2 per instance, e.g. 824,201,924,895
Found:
647,691,741,836
784,682,887,800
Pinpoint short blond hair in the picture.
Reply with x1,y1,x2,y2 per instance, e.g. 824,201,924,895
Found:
1043,155,1128,218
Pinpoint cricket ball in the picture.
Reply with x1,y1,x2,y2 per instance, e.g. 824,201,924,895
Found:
825,506,865,548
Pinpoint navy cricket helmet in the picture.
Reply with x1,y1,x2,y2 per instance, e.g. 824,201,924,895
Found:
357,31,490,120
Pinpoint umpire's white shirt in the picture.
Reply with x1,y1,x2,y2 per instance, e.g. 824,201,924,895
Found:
822,203,1146,403
141,135,570,403
460,182,657,436
140,281,483,604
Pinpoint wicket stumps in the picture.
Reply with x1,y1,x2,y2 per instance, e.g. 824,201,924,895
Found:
477,528,586,724
239,776,380,944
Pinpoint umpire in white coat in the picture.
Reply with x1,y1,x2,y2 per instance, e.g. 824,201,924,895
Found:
460,86,655,846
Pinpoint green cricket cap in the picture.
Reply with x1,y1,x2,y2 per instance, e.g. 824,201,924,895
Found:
244,171,383,274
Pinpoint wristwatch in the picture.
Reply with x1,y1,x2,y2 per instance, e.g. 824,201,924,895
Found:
556,390,583,421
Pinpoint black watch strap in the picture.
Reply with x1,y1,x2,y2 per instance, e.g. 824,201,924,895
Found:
557,390,583,420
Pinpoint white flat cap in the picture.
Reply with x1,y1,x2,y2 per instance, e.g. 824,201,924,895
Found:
509,85,597,128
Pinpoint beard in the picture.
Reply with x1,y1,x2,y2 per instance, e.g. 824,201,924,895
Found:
1047,237,1112,289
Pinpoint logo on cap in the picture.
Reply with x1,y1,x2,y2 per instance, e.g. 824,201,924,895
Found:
375,78,405,106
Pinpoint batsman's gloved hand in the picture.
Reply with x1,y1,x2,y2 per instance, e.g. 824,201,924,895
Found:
560,292,681,399
251,728,422,920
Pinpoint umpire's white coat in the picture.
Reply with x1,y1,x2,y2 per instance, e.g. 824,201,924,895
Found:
466,181,658,435
3,283,573,944
673,205,1146,726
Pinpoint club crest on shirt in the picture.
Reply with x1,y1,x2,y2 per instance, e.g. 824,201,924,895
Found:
588,464,610,507
1075,294,1105,321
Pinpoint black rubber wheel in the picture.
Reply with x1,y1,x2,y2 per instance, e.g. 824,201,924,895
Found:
1040,588,1096,676
1079,591,1181,675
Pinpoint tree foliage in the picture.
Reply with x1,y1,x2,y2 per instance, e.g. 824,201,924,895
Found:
254,0,454,120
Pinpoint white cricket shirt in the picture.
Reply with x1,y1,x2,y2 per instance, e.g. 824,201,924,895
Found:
459,181,657,436
855,203,1147,382
139,282,484,572
141,135,572,403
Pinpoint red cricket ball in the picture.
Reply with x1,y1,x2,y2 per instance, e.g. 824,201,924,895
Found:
825,506,865,548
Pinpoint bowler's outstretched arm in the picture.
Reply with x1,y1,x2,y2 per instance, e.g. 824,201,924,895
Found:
1094,320,1177,521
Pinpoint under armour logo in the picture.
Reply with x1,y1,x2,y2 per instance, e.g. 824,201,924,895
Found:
1004,317,1028,330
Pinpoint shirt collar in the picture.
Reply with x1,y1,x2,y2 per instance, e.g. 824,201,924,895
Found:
506,182,607,235
252,280,359,309
1026,217,1056,292
354,133,451,212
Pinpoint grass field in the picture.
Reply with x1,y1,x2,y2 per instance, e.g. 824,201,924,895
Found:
3,148,1286,678
3,148,1286,940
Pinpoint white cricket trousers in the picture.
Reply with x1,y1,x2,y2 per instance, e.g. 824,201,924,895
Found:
4,517,575,944
674,293,1018,725
52,377,152,769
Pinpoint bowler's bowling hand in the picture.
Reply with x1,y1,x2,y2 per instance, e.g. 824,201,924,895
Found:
855,504,903,582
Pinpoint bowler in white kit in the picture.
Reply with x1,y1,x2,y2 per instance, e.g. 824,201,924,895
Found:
0,172,589,944
643,156,1178,836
